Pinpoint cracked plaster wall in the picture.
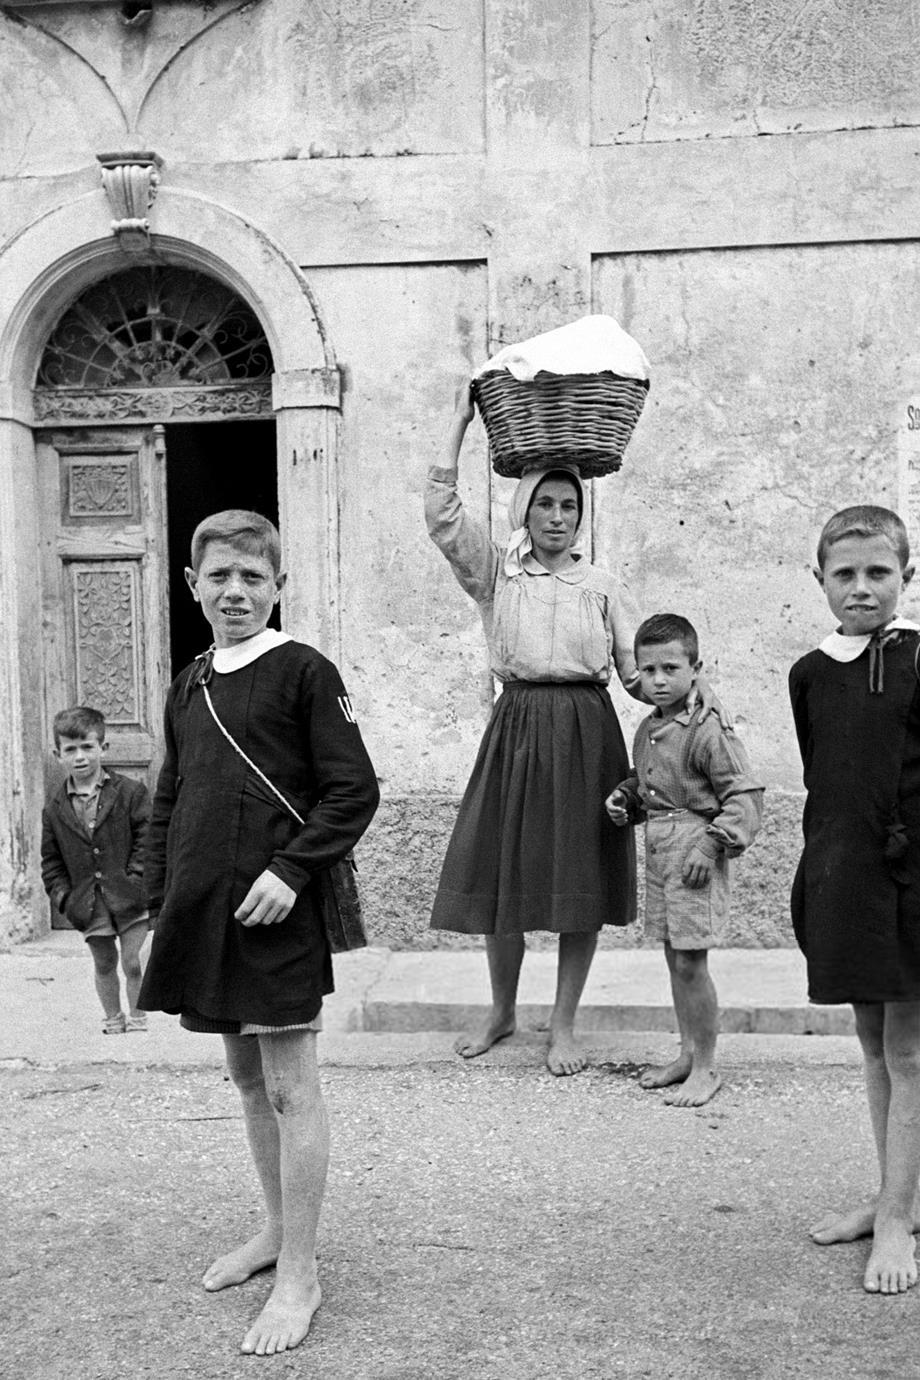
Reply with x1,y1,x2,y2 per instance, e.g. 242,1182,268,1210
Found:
593,240,920,790
0,0,483,174
592,0,920,143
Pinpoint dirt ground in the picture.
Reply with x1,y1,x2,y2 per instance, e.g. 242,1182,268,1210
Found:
3,1040,916,1380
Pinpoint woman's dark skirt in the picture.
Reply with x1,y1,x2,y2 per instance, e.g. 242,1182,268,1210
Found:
430,681,636,935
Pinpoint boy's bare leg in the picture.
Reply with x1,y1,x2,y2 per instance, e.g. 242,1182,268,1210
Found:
86,936,122,1019
203,1035,282,1292
662,948,721,1107
811,1002,887,1244
240,1029,327,1355
118,924,147,1016
640,940,694,1090
454,933,523,1058
547,930,598,1076
815,1002,920,1277
864,1001,920,1294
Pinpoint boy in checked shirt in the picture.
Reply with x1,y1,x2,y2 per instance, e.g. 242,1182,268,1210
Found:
606,614,763,1107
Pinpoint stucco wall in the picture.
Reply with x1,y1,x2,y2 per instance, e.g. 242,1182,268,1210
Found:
2,0,919,945
307,261,494,795
593,241,920,785
592,0,919,143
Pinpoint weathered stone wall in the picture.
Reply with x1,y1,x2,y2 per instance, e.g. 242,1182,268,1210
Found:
358,792,803,950
2,0,919,945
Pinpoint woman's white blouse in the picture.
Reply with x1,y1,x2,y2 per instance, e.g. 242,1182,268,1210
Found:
426,467,639,688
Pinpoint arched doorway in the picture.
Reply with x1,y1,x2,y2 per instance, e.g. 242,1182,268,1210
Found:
34,265,279,817
0,190,342,942
34,264,281,928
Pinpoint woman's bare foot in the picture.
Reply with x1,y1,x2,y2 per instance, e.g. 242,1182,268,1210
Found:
639,1053,692,1090
202,1227,281,1291
546,1030,587,1077
454,1016,515,1059
664,1068,722,1107
241,1277,321,1356
864,1220,918,1294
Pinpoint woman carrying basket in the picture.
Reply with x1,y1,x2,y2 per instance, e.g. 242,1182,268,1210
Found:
426,383,724,1075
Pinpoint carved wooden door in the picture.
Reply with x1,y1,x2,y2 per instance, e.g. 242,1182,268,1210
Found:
37,426,170,799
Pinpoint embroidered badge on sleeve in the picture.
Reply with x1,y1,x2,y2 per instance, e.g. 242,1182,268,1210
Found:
338,695,357,724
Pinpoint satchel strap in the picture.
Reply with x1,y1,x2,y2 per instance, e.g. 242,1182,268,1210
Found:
201,682,365,952
201,684,305,826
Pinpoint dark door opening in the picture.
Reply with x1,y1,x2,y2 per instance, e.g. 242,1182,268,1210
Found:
166,419,278,676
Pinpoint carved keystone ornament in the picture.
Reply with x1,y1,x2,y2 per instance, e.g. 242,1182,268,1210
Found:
96,152,163,254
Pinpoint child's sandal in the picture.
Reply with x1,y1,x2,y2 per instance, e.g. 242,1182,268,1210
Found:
125,1013,148,1033
103,1013,126,1035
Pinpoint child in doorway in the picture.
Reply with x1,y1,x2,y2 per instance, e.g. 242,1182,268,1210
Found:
138,509,379,1356
41,706,150,1034
606,614,763,1107
790,505,920,1295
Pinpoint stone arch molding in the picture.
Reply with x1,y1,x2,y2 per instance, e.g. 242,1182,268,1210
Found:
0,181,344,647
0,187,337,414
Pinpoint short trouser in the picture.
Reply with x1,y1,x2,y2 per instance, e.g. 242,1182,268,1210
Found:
180,1008,324,1036
643,811,730,950
83,909,150,942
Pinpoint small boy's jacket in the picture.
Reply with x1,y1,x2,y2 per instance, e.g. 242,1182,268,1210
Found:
41,771,149,930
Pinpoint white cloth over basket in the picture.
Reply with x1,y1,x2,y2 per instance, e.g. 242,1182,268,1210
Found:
475,314,650,384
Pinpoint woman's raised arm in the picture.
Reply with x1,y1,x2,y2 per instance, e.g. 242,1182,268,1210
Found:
442,380,476,476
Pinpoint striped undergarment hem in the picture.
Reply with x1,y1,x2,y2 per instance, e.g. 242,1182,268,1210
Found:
179,1008,323,1035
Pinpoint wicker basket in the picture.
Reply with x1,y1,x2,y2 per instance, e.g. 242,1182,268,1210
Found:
471,370,650,478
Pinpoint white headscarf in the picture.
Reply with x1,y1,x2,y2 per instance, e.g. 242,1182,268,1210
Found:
503,463,586,576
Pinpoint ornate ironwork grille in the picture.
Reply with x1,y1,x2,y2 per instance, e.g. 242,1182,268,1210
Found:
34,267,274,423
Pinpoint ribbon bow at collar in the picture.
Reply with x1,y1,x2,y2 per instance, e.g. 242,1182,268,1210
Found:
819,619,920,693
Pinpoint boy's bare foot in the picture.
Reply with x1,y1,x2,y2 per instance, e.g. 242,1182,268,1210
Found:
864,1221,918,1295
546,1031,587,1077
811,1197,920,1245
810,1203,876,1245
664,1068,722,1107
202,1227,281,1291
639,1053,692,1090
454,1017,515,1059
241,1278,321,1355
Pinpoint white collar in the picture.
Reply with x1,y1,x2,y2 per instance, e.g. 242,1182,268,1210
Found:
212,628,292,674
519,552,586,582
819,616,920,662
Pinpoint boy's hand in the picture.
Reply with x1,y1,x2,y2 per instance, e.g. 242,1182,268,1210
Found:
681,846,714,889
235,870,297,926
605,789,629,826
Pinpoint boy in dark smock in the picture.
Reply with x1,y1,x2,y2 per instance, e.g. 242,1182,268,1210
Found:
790,505,920,1296
139,510,378,1355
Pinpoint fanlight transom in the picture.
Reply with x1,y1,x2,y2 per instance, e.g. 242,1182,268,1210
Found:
37,267,273,389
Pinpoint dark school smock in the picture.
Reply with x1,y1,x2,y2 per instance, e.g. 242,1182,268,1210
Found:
139,636,379,1026
790,625,920,1004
